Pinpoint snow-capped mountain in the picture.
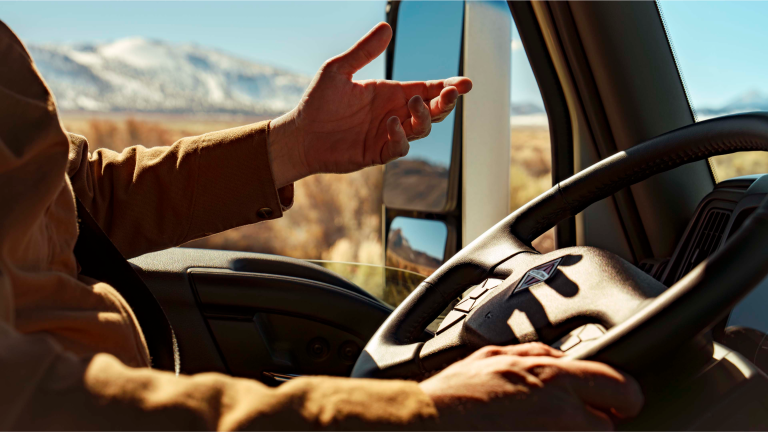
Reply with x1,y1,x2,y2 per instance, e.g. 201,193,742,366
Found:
697,89,768,119
28,38,311,115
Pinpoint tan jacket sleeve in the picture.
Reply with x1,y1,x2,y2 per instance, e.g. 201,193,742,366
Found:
0,19,441,431
67,124,295,259
0,323,439,430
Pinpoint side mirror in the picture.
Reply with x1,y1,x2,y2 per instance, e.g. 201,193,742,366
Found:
382,0,464,213
382,0,512,273
385,216,450,277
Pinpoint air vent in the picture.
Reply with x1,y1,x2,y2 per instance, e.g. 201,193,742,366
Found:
676,209,731,280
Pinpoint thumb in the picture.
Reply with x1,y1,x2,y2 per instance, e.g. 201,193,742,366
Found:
326,22,392,76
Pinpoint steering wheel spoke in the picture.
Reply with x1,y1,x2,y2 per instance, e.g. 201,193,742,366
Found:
353,113,768,380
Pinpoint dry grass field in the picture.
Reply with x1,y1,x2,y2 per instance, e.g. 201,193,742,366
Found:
711,153,768,181
61,113,766,273
61,113,385,267
510,125,555,252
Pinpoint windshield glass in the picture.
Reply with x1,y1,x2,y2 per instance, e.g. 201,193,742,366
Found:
658,1,768,181
3,1,388,265
309,261,425,308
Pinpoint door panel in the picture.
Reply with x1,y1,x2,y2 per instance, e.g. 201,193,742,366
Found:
130,248,392,381
208,314,366,383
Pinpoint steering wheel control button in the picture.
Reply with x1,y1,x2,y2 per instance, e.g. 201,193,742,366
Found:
484,278,503,289
514,257,563,294
257,207,274,219
454,298,475,313
468,286,488,299
436,310,467,334
551,324,608,352
552,333,581,352
577,324,606,342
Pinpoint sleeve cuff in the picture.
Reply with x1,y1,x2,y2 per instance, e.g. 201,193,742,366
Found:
185,120,294,240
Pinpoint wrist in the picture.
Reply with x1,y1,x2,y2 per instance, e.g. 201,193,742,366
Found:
268,110,308,188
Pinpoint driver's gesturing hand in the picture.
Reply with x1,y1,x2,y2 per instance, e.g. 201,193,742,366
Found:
267,22,472,188
420,343,644,430
268,23,644,430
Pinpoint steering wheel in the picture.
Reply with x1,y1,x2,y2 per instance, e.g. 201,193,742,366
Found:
352,112,768,381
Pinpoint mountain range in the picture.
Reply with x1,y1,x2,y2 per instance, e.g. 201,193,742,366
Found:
28,37,311,115
696,89,768,118
27,38,768,119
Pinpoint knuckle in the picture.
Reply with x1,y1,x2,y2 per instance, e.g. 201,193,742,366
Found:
476,346,503,358
527,362,563,383
485,346,505,356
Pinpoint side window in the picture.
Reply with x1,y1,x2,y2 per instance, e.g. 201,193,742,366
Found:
658,1,768,181
510,20,553,252
12,2,389,265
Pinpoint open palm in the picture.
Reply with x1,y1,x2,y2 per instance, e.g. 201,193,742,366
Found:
270,23,472,186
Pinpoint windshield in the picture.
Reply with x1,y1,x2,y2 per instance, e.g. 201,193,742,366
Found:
658,1,768,181
309,261,425,308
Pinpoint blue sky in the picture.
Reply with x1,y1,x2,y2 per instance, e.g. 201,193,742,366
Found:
1,2,543,101
1,1,387,80
659,1,768,109
390,217,447,260
5,0,766,112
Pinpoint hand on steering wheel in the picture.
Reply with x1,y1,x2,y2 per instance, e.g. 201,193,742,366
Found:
419,343,643,430
354,113,768,428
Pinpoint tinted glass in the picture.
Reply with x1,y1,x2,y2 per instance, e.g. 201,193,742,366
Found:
658,1,768,181
386,216,448,277
383,1,464,212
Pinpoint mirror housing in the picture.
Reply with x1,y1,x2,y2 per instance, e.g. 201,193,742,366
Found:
383,0,512,273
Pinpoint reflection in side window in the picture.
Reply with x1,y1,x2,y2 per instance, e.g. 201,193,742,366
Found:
510,20,553,252
386,217,448,277
658,1,768,181
383,1,464,213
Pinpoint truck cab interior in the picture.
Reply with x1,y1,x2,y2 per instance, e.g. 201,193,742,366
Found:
68,1,768,429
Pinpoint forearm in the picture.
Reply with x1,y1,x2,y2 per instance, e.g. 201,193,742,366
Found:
67,121,293,259
1,327,437,431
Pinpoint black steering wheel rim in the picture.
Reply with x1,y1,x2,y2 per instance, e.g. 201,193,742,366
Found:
352,112,768,379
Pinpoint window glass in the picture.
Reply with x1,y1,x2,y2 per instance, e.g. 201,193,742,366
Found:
383,1,464,213
5,1,388,265
510,20,554,252
658,1,768,181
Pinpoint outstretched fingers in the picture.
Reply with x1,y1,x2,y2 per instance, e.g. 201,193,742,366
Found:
429,86,460,122
381,116,410,164
326,22,392,76
401,95,432,140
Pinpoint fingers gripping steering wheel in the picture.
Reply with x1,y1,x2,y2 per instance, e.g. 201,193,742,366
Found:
352,113,768,380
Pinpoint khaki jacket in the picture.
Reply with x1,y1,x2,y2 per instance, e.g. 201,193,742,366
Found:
0,21,438,430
